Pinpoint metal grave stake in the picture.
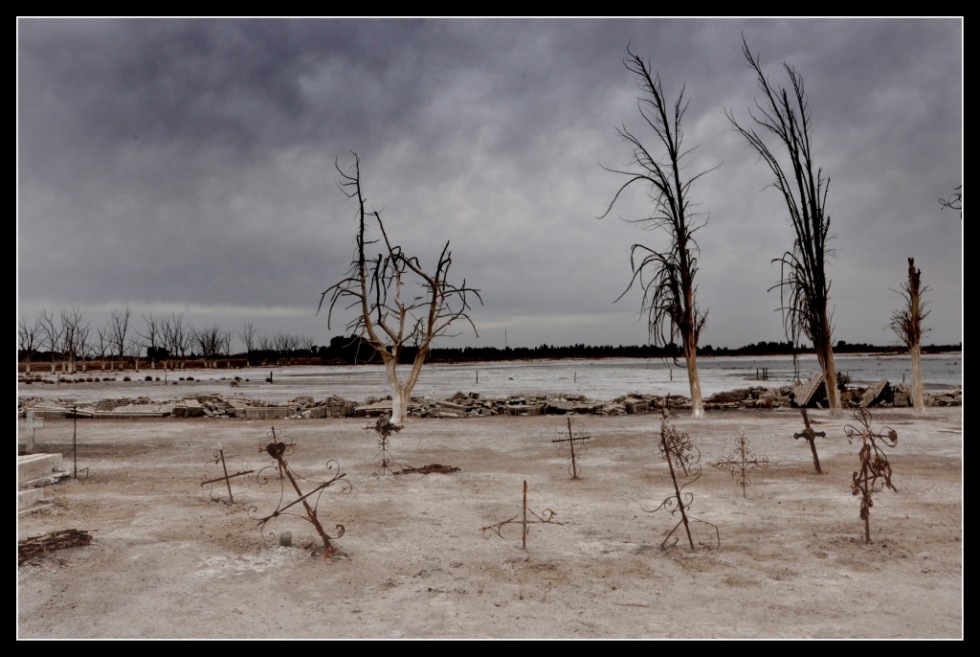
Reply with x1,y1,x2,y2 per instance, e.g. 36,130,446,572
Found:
552,417,591,479
713,429,769,497
201,444,254,504
794,409,827,474
482,480,563,549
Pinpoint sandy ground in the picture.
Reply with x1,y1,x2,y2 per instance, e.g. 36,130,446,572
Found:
17,406,962,639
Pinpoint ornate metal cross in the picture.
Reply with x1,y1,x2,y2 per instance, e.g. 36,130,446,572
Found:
713,429,769,497
844,409,898,544
481,480,563,549
552,417,591,479
794,409,827,473
249,427,350,558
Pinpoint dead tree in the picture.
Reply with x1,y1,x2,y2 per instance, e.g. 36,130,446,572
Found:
890,257,930,410
319,152,482,427
17,314,42,375
109,307,131,371
601,46,710,418
728,38,841,415
38,309,62,374
137,314,162,370
239,322,257,366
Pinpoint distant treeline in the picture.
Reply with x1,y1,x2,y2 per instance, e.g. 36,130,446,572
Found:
315,335,960,366
19,331,961,372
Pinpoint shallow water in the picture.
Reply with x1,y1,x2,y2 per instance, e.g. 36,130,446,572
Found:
21,352,961,405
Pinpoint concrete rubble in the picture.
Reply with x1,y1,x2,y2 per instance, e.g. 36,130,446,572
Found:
17,381,961,423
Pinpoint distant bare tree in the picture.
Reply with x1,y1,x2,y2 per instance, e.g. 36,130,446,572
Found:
193,324,224,368
600,46,711,418
220,330,233,362
109,307,131,371
161,313,190,368
59,308,87,374
320,152,481,426
890,258,930,410
75,321,91,372
95,326,110,370
127,338,143,371
239,322,257,365
300,335,315,353
38,310,62,374
138,314,162,369
18,314,42,374
258,335,273,352
728,38,841,415
273,333,298,354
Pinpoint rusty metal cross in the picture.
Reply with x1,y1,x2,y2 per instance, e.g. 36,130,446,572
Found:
551,417,591,479
201,446,253,504
794,409,827,474
481,480,563,549
713,429,769,497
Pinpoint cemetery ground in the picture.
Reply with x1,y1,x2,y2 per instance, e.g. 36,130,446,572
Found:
17,408,962,639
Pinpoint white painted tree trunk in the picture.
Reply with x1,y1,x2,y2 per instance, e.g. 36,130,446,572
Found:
911,344,925,411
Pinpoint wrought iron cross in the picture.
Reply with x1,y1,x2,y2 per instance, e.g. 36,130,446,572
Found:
201,445,253,504
552,417,591,479
794,409,826,474
481,480,563,549
249,427,350,558
713,429,769,497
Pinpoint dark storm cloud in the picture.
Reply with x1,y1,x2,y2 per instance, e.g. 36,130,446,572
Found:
18,18,961,350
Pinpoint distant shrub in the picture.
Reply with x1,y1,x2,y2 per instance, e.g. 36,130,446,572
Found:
145,375,153,381
179,377,185,381
186,376,194,381
123,376,131,382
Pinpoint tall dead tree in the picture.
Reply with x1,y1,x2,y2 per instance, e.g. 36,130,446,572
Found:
319,152,481,427
601,47,710,418
728,38,841,415
890,258,930,410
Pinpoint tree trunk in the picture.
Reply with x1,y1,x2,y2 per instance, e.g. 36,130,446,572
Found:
684,337,703,418
911,343,924,410
815,330,841,416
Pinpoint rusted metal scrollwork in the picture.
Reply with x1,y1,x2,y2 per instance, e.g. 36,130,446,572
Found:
843,409,898,544
368,415,402,476
648,406,719,550
481,480,563,549
713,429,769,498
248,427,351,558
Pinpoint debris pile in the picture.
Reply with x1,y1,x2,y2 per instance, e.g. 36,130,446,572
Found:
18,379,960,422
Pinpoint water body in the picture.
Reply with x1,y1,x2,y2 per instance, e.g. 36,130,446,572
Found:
270,352,961,402
21,352,960,406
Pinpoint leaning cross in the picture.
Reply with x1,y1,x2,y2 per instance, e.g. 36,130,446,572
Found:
22,412,45,453
794,409,826,474
201,446,254,504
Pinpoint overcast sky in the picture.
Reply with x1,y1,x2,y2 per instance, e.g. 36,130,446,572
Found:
17,18,962,352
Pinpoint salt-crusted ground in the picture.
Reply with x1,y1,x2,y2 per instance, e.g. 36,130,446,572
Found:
17,402,962,639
